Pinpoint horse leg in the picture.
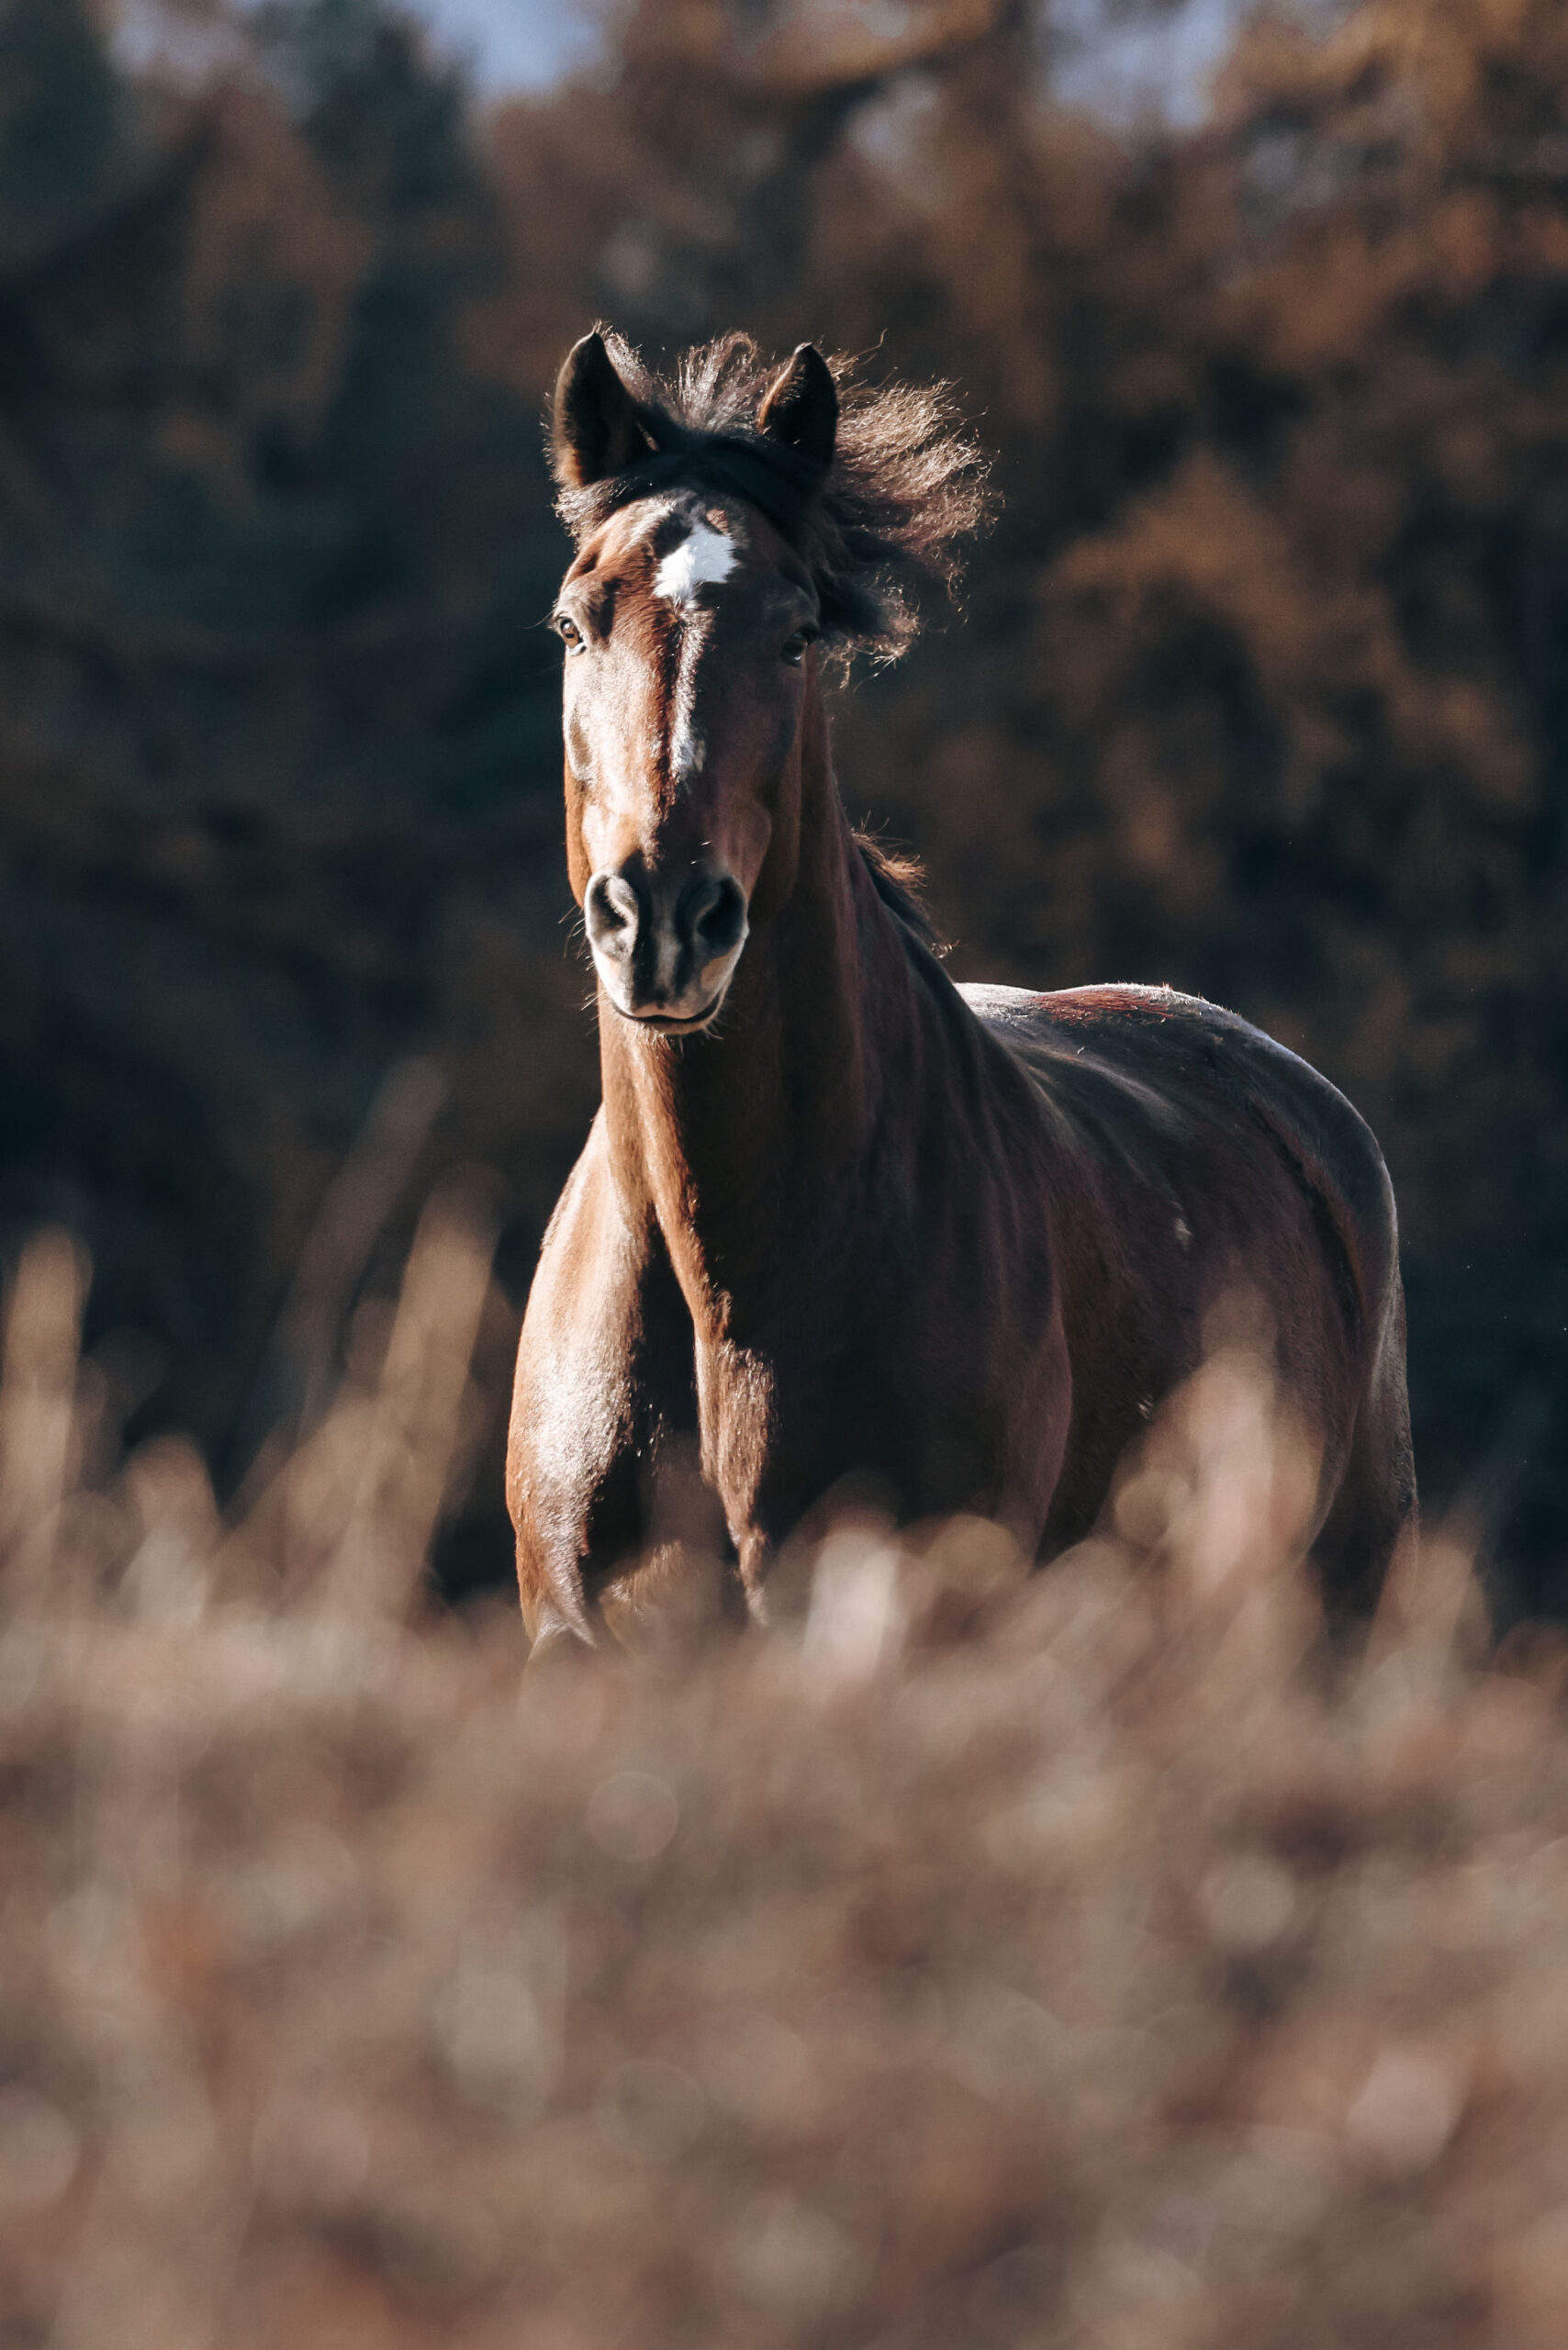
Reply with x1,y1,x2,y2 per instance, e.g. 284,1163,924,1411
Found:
509,1136,705,1651
1310,1281,1417,1624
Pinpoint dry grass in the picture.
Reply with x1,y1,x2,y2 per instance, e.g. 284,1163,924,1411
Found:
0,1221,1566,2349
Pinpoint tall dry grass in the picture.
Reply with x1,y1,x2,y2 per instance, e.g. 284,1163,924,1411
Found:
0,1216,1565,2348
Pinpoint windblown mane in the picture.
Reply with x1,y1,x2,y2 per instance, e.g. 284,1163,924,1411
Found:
552,331,993,660
853,833,944,954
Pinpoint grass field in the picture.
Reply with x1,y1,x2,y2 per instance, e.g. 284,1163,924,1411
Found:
1,1219,1565,2348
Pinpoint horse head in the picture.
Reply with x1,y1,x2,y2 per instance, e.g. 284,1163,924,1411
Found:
548,331,839,1032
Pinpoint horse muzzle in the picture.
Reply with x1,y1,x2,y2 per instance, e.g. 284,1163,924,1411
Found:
584,861,749,1028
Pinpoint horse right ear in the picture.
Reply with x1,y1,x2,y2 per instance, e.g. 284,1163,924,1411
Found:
758,344,837,477
552,332,650,488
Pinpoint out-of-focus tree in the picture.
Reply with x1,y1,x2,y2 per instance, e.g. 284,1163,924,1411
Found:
479,0,1022,365
0,0,124,239
0,0,592,1568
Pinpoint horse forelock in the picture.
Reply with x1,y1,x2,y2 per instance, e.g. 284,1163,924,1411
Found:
559,439,820,568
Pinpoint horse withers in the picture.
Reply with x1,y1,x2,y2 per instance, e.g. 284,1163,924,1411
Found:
508,330,1416,1653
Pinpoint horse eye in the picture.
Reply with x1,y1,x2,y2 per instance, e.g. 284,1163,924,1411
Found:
555,615,584,652
782,626,818,666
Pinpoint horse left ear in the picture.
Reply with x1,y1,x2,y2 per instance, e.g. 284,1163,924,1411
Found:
758,344,837,476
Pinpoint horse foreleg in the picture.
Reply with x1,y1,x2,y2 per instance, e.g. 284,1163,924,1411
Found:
508,1139,655,1648
509,1133,713,1652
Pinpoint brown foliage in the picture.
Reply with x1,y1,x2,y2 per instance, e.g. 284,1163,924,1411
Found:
1,1224,1565,2345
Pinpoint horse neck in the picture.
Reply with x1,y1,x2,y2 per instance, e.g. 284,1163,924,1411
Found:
599,671,907,1327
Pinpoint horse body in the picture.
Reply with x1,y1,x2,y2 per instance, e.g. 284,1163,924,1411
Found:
508,330,1415,1650
964,980,1412,1609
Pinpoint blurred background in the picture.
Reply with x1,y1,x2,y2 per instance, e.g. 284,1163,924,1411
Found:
1,0,1564,1619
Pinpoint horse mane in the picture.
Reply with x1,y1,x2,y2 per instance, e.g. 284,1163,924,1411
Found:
552,331,994,662
853,832,944,954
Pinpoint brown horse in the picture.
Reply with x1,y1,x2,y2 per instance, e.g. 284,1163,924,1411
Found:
508,330,1416,1652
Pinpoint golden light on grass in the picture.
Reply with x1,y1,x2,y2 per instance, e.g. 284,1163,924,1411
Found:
0,1225,1563,2346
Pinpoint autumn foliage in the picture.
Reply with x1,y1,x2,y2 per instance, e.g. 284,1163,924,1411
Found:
0,0,1564,1606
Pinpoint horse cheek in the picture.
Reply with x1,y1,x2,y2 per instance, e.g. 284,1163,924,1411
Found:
562,761,593,903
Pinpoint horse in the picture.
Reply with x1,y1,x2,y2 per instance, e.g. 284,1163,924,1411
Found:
507,330,1416,1654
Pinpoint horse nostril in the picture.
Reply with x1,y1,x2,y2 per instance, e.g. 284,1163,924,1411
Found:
585,871,640,960
690,874,747,961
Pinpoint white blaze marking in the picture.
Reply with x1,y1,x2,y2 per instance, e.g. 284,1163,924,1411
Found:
669,619,708,781
654,520,738,605
670,712,705,778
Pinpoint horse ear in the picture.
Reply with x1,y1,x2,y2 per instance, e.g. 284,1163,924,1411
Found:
552,331,650,488
758,343,837,476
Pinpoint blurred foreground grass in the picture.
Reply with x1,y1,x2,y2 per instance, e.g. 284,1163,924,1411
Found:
1,1221,1567,2348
